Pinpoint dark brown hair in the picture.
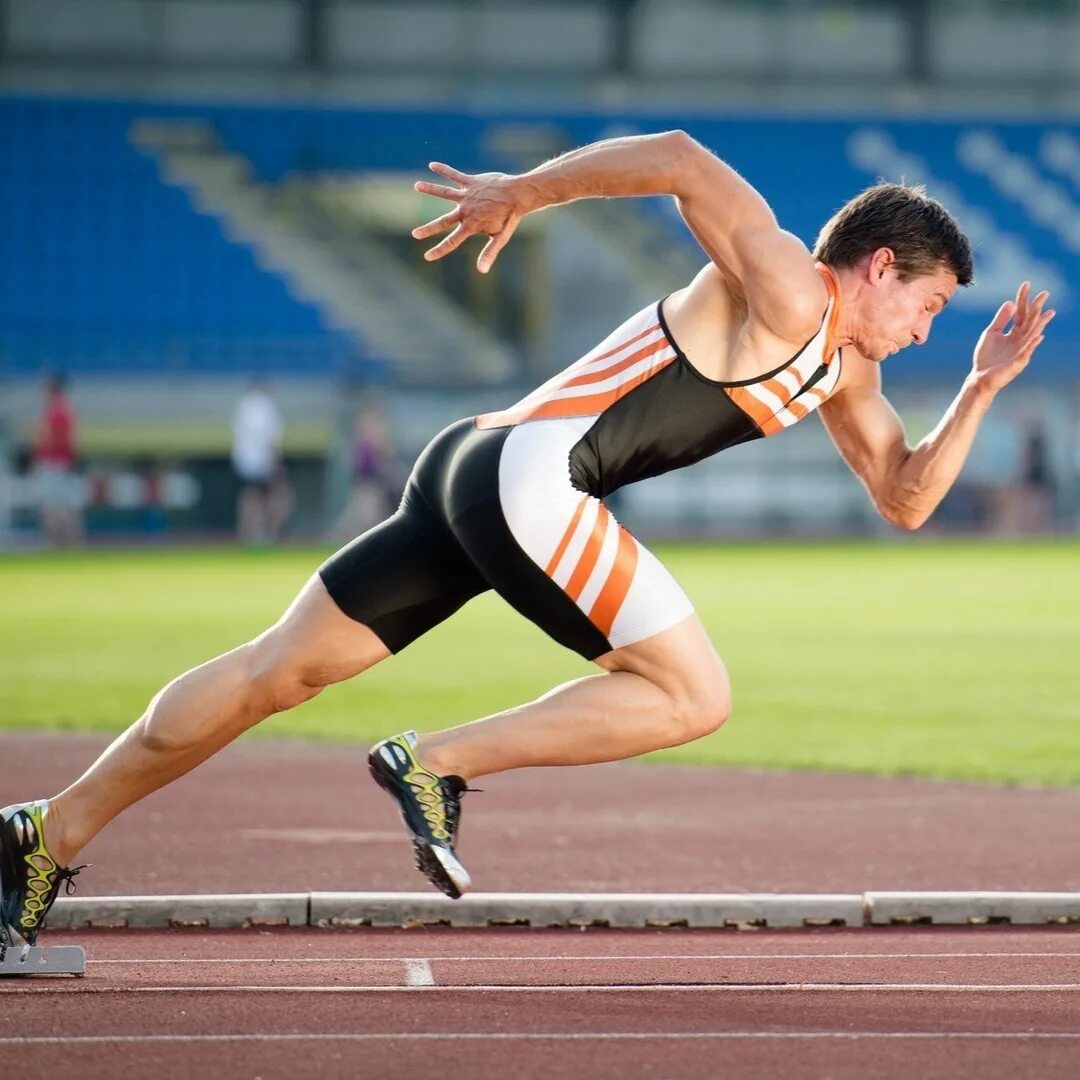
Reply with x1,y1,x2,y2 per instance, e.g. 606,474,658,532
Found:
814,182,973,286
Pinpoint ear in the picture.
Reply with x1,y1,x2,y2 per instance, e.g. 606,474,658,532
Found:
867,247,896,284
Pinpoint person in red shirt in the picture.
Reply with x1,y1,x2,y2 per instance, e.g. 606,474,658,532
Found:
32,374,82,547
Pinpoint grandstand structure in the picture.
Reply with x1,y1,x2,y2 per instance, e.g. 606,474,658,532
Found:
1,0,1078,541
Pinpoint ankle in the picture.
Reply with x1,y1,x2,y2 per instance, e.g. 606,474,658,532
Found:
41,800,80,868
415,739,465,781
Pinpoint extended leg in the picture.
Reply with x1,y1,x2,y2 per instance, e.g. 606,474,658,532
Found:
42,575,389,867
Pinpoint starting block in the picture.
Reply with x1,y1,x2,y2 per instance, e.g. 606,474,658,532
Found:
0,944,85,976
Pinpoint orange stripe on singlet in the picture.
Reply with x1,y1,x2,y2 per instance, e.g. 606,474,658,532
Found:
754,365,803,406
564,505,610,602
725,384,776,431
783,397,811,423
580,322,662,369
544,496,589,577
562,336,670,390
476,323,664,430
588,526,639,637
492,355,677,428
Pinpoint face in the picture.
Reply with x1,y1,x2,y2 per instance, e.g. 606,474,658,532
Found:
854,251,958,363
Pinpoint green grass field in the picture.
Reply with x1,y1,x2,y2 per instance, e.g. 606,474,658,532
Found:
1,541,1077,785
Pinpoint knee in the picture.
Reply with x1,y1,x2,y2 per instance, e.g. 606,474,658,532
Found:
666,664,732,745
248,643,328,715
264,673,326,714
247,652,324,712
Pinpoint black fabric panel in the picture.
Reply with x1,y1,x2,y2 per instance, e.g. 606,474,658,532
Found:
569,359,764,499
325,417,612,661
318,493,488,654
431,421,613,661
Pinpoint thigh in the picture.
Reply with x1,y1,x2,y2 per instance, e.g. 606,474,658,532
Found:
318,495,489,654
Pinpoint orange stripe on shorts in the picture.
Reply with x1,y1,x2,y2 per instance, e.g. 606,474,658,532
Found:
544,496,589,577
564,505,610,602
589,526,639,637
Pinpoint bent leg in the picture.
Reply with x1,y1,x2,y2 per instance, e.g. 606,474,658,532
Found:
419,613,732,781
44,575,389,865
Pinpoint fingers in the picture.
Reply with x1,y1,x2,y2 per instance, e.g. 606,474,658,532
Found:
414,180,465,202
477,217,519,274
1002,284,1052,334
428,161,471,184
1015,308,1055,366
412,207,461,240
1014,290,1051,337
423,222,473,262
990,299,1016,331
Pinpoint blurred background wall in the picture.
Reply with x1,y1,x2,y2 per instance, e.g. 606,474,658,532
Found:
1,0,1077,545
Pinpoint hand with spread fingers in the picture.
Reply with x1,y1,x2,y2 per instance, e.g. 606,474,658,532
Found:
970,281,1056,395
412,162,527,274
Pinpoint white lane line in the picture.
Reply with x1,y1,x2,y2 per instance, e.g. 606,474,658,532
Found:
403,959,434,986
3,1031,1080,1046
84,952,1080,965
5,983,1080,994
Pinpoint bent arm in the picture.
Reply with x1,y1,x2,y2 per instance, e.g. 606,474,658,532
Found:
819,365,994,530
415,131,825,335
516,131,825,334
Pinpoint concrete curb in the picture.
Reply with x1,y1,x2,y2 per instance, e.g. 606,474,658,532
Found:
49,891,1080,930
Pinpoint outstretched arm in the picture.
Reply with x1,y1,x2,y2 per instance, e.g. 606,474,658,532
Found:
413,130,825,338
819,283,1055,529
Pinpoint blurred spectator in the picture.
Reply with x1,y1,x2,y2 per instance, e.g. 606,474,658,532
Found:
330,402,397,541
991,418,1056,536
32,373,83,547
231,380,291,546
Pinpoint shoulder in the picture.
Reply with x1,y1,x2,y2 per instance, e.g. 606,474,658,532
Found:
740,231,829,344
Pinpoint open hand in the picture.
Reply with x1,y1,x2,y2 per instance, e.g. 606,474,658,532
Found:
971,282,1055,395
412,162,526,273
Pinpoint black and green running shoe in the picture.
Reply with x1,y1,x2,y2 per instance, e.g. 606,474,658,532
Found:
368,732,474,899
0,801,84,951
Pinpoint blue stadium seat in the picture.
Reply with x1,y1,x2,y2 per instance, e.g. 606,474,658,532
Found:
3,95,1076,382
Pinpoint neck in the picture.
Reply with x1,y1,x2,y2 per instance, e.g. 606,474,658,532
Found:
828,265,865,348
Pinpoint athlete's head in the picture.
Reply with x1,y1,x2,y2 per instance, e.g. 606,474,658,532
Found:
814,183,973,362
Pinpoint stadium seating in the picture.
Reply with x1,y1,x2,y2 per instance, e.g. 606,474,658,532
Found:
0,97,350,376
3,94,1077,382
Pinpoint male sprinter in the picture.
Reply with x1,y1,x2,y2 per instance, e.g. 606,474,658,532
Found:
2,131,1054,941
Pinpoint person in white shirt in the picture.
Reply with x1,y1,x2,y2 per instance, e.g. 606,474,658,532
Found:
231,380,290,545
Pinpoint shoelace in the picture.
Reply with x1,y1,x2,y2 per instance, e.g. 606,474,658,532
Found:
59,865,89,896
440,781,482,846
41,864,89,915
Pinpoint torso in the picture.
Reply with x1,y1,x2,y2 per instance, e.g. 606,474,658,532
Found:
477,264,848,498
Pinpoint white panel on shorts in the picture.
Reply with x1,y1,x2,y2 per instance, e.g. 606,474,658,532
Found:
497,418,695,651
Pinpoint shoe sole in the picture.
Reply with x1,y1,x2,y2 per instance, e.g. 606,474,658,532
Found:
411,838,471,901
368,758,472,900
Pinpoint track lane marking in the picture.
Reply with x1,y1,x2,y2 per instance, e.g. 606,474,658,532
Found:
83,952,1080,965
403,959,434,986
6,983,1080,993
4,1031,1080,1045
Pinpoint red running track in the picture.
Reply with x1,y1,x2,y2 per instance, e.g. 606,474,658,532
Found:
4,926,1080,1079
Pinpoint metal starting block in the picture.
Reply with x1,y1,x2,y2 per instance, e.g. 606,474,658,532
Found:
0,944,86,976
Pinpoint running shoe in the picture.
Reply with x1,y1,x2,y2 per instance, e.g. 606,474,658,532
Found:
368,732,473,899
0,801,85,951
